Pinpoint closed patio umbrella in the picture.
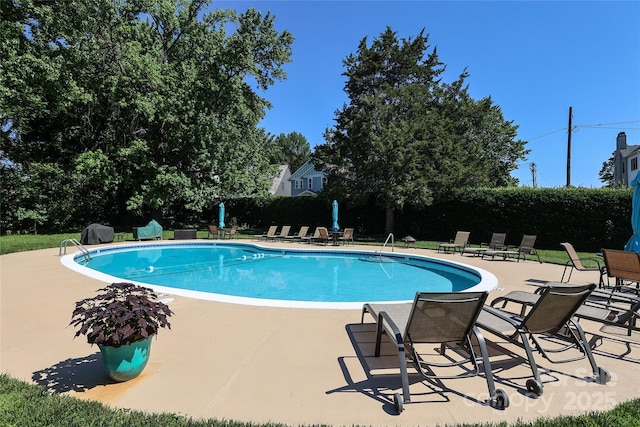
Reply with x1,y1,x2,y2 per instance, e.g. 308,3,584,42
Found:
624,174,640,253
332,200,339,231
218,202,225,229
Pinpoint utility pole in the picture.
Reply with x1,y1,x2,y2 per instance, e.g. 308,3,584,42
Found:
530,162,537,188
567,106,572,187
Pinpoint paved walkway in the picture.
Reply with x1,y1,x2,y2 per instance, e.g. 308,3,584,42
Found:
1,241,639,426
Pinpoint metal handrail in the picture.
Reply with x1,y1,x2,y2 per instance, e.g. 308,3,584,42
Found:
59,238,91,261
379,232,395,254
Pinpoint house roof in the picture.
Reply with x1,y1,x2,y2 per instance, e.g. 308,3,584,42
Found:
290,160,323,180
294,189,318,197
268,165,291,195
620,145,640,158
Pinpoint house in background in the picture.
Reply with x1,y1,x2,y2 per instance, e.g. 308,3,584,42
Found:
289,160,327,196
614,132,639,187
268,165,292,196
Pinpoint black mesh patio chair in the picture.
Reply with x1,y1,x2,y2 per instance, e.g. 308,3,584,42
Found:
476,283,610,397
486,281,640,337
361,292,509,413
482,234,542,263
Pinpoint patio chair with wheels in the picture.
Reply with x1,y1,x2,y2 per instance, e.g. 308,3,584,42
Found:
361,292,509,413
488,281,640,337
476,283,610,397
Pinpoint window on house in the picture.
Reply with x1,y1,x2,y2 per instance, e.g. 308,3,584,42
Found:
308,178,313,189
632,157,638,171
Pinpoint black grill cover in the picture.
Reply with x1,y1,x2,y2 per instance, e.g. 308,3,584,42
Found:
80,223,114,245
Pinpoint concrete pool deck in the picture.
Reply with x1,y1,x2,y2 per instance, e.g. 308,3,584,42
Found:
1,240,639,426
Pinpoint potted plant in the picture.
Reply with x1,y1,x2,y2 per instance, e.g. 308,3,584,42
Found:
70,282,174,382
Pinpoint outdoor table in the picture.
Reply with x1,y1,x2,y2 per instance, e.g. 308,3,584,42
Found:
330,230,343,246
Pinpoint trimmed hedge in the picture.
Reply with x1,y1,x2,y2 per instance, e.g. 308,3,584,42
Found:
224,187,632,252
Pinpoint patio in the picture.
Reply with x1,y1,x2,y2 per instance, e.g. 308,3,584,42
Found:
1,241,639,426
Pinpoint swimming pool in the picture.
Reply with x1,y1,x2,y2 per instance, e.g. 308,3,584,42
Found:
61,242,498,309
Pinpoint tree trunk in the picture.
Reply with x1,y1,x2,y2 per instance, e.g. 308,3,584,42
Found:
385,205,394,236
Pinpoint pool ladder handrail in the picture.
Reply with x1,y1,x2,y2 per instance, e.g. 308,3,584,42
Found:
59,238,91,261
376,233,395,257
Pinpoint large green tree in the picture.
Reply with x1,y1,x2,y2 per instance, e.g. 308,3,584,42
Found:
313,27,528,234
268,131,311,172
599,152,616,187
1,0,293,231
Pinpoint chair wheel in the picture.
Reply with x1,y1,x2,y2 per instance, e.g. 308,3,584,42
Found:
492,388,509,409
393,393,404,413
526,379,543,396
596,367,611,384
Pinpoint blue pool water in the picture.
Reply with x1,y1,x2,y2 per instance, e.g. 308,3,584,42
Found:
62,242,496,308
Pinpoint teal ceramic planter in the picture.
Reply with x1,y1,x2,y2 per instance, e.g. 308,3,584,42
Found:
98,336,153,382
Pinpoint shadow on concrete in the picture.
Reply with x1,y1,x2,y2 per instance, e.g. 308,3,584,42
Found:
32,352,113,393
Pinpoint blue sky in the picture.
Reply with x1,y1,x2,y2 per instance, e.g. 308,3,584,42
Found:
214,1,640,188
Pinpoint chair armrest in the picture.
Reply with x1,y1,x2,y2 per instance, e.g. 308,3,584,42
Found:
482,305,523,323
378,311,404,347
577,257,604,268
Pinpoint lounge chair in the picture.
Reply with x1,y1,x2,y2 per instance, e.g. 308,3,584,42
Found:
436,231,470,254
223,225,238,239
462,233,506,257
253,225,278,241
274,225,291,240
300,227,320,244
207,225,219,239
285,226,309,242
361,292,509,412
560,242,605,286
338,227,354,246
316,227,330,245
133,220,163,240
486,281,640,337
476,283,610,396
575,290,640,336
482,234,541,263
601,248,640,292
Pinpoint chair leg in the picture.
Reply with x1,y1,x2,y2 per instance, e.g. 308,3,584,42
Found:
397,342,411,404
471,327,498,399
517,329,544,395
567,318,611,383
374,316,384,357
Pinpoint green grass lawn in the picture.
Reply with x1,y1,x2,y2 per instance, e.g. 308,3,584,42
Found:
1,374,639,427
1,230,603,268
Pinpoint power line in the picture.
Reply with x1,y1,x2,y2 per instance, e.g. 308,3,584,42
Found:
575,120,640,127
527,128,566,141
525,120,640,141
